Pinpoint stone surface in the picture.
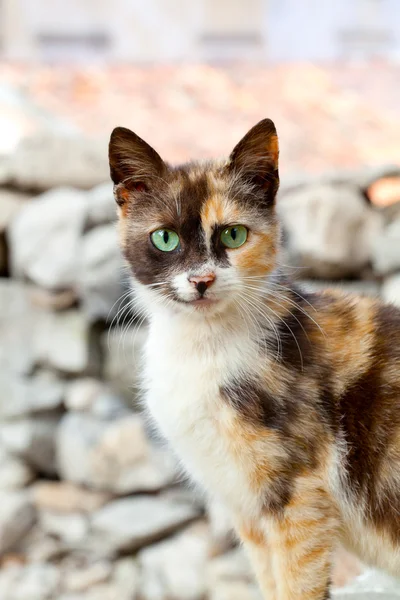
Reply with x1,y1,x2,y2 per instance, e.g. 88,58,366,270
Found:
86,183,116,228
0,563,61,600
38,511,88,545
9,187,88,289
382,274,400,308
78,224,125,320
0,414,59,474
91,495,201,552
57,413,176,494
0,491,35,553
0,189,29,274
278,183,383,279
32,481,111,514
0,370,64,419
65,379,129,419
372,216,400,275
5,133,109,191
334,568,400,598
0,445,35,489
63,561,113,593
34,309,90,374
138,521,210,600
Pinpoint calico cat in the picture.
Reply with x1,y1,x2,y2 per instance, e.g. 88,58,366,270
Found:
109,119,400,599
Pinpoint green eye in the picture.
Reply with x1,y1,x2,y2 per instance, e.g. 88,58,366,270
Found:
220,225,248,249
151,229,180,252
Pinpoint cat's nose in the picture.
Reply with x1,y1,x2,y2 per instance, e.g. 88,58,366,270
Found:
189,274,216,295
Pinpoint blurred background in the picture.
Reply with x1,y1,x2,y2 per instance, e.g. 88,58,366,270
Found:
0,1,400,599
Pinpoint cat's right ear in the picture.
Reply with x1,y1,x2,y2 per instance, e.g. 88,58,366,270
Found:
108,127,166,207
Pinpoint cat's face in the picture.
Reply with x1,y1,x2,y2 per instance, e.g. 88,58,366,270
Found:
109,119,280,317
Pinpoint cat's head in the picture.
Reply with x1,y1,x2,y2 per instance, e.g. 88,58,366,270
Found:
109,119,280,317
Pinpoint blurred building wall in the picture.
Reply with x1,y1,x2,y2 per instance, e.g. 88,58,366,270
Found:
0,0,400,62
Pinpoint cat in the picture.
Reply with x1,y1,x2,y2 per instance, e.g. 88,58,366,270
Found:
109,119,400,599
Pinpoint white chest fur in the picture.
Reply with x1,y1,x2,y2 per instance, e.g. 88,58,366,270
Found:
143,311,264,515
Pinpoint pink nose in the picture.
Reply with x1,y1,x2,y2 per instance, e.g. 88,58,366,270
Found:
188,274,216,295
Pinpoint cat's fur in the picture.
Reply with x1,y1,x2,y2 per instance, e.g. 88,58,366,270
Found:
109,119,400,599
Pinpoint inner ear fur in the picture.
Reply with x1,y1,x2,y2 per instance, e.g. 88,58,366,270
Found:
229,118,279,204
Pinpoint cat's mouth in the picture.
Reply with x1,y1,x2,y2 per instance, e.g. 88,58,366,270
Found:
188,297,219,308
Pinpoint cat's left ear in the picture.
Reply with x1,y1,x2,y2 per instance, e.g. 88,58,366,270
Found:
228,118,279,205
109,127,167,206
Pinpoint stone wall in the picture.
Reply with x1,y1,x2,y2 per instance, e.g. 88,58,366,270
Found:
0,132,399,599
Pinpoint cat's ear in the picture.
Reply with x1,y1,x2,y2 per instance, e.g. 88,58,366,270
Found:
228,118,279,205
109,127,166,205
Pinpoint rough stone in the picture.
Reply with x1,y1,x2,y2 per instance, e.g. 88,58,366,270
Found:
65,379,129,419
57,413,176,494
0,445,35,489
138,521,210,600
0,563,61,600
86,183,116,228
0,370,65,419
9,187,88,289
278,183,383,279
38,511,89,545
0,414,59,474
334,568,400,598
78,224,125,321
207,500,236,556
0,189,29,274
91,495,201,552
372,216,400,275
0,281,36,376
63,561,113,593
0,282,91,377
5,133,109,191
32,481,111,514
0,491,35,553
382,274,400,308
34,309,90,374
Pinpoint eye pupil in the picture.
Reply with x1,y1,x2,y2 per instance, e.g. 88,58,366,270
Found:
163,231,169,244
231,228,237,240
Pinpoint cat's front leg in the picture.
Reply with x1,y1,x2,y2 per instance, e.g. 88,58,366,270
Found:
266,481,339,599
238,520,276,599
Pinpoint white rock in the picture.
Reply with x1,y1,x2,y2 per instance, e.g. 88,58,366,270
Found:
0,370,65,419
0,490,35,553
7,133,109,191
0,414,59,474
86,183,116,228
0,281,36,375
9,187,88,289
208,547,260,600
0,445,35,489
63,561,113,593
138,521,210,600
91,495,201,552
32,481,111,514
278,183,383,279
0,281,91,376
39,511,89,544
0,563,61,600
372,217,400,275
78,224,125,320
382,274,400,309
34,309,90,374
57,413,176,494
65,379,104,412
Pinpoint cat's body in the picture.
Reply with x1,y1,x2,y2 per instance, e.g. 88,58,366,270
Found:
109,120,400,598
